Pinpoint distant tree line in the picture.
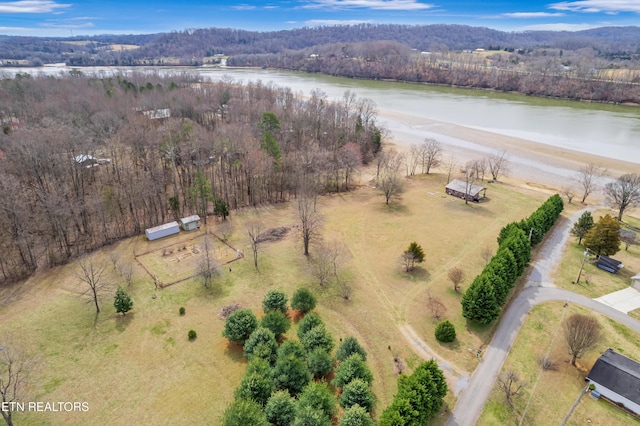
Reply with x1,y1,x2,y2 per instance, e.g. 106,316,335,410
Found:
0,73,381,283
462,194,563,324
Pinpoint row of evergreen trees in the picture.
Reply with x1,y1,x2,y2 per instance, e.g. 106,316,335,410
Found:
221,289,376,425
461,194,564,324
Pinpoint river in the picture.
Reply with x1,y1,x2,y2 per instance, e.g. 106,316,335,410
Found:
4,66,640,173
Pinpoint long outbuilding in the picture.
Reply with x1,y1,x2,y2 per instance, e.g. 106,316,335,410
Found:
145,221,180,241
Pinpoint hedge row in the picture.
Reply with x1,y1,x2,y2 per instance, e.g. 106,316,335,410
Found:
462,194,563,324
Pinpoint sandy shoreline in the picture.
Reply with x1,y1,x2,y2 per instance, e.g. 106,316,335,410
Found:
378,108,639,196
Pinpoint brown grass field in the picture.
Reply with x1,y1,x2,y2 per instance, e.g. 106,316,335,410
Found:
478,303,640,425
4,168,638,424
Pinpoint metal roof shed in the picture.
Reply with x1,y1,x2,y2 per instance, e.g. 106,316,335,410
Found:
145,221,180,241
179,215,201,231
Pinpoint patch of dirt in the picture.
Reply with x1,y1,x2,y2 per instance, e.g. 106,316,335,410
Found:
219,304,241,320
257,227,290,243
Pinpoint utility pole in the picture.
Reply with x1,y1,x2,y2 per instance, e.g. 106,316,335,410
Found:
574,248,590,284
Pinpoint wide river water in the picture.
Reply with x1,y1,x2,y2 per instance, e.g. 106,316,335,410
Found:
4,66,640,169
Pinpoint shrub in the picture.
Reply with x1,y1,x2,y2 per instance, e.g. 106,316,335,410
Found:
262,290,289,314
297,312,324,340
301,325,334,354
223,308,259,345
435,320,456,342
243,327,278,365
339,378,375,412
336,336,367,362
261,311,291,340
339,404,375,426
179,306,185,316
291,288,316,314
265,390,296,426
114,286,133,315
188,329,197,340
307,348,334,379
332,354,373,388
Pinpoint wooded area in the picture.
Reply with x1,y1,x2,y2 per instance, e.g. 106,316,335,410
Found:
0,73,381,283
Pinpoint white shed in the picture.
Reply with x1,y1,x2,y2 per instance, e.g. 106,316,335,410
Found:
145,221,180,241
179,215,201,231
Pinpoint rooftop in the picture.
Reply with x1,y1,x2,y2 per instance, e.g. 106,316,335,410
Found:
587,348,640,406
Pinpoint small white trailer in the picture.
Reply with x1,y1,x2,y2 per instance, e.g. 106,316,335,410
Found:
145,221,180,241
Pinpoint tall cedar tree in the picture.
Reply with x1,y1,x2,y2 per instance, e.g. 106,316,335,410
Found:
571,211,594,245
583,214,621,257
113,287,133,315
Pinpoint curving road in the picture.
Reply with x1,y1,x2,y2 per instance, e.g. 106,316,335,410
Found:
446,208,640,426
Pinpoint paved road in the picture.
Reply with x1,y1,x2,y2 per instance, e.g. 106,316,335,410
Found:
446,207,640,426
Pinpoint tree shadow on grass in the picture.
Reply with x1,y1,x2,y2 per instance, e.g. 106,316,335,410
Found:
379,202,410,215
402,267,430,281
224,341,246,364
115,312,134,332
437,339,461,351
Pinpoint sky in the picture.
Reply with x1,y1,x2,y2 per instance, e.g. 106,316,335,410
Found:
1,0,640,37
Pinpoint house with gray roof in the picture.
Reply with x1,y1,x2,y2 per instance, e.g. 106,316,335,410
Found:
445,179,487,202
586,348,640,414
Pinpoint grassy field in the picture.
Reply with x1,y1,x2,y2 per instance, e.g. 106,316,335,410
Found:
553,209,640,298
478,303,640,425
1,171,549,424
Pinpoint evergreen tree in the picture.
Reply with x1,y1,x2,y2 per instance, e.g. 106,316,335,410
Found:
403,241,425,271
221,399,269,426
291,288,317,314
273,354,312,396
243,327,278,365
571,211,594,245
336,336,367,362
583,214,621,257
435,320,456,342
277,340,306,360
461,277,501,325
261,311,291,340
297,312,324,340
297,381,337,422
265,390,297,426
339,378,375,412
307,348,334,379
331,354,373,388
223,308,259,345
301,325,334,354
113,286,133,315
339,405,375,426
262,290,289,314
234,372,274,407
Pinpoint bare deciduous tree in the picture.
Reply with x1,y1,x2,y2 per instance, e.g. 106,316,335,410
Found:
563,313,601,366
0,338,32,426
561,184,576,204
407,144,421,176
481,246,493,266
76,259,109,314
218,222,232,242
377,150,405,205
463,160,476,205
444,155,457,184
487,150,510,181
427,292,446,320
448,266,465,292
246,221,263,270
497,370,526,407
604,173,640,221
297,186,321,256
421,138,442,174
621,230,636,251
575,163,606,203
117,261,134,287
198,236,219,288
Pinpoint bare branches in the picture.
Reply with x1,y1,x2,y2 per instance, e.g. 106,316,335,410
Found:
297,185,322,256
377,149,405,205
427,292,446,321
246,221,263,270
563,313,601,366
561,184,576,204
76,259,108,314
487,150,510,181
421,138,442,174
497,370,527,407
198,235,219,288
447,266,465,292
575,163,606,203
0,338,33,426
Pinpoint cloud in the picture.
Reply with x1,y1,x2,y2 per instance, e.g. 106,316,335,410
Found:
303,0,434,11
305,19,374,25
549,1,640,13
503,12,565,18
0,25,31,30
41,21,94,29
521,22,603,31
0,1,71,14
231,4,256,10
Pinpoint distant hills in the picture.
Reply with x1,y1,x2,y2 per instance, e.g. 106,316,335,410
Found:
1,24,640,67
